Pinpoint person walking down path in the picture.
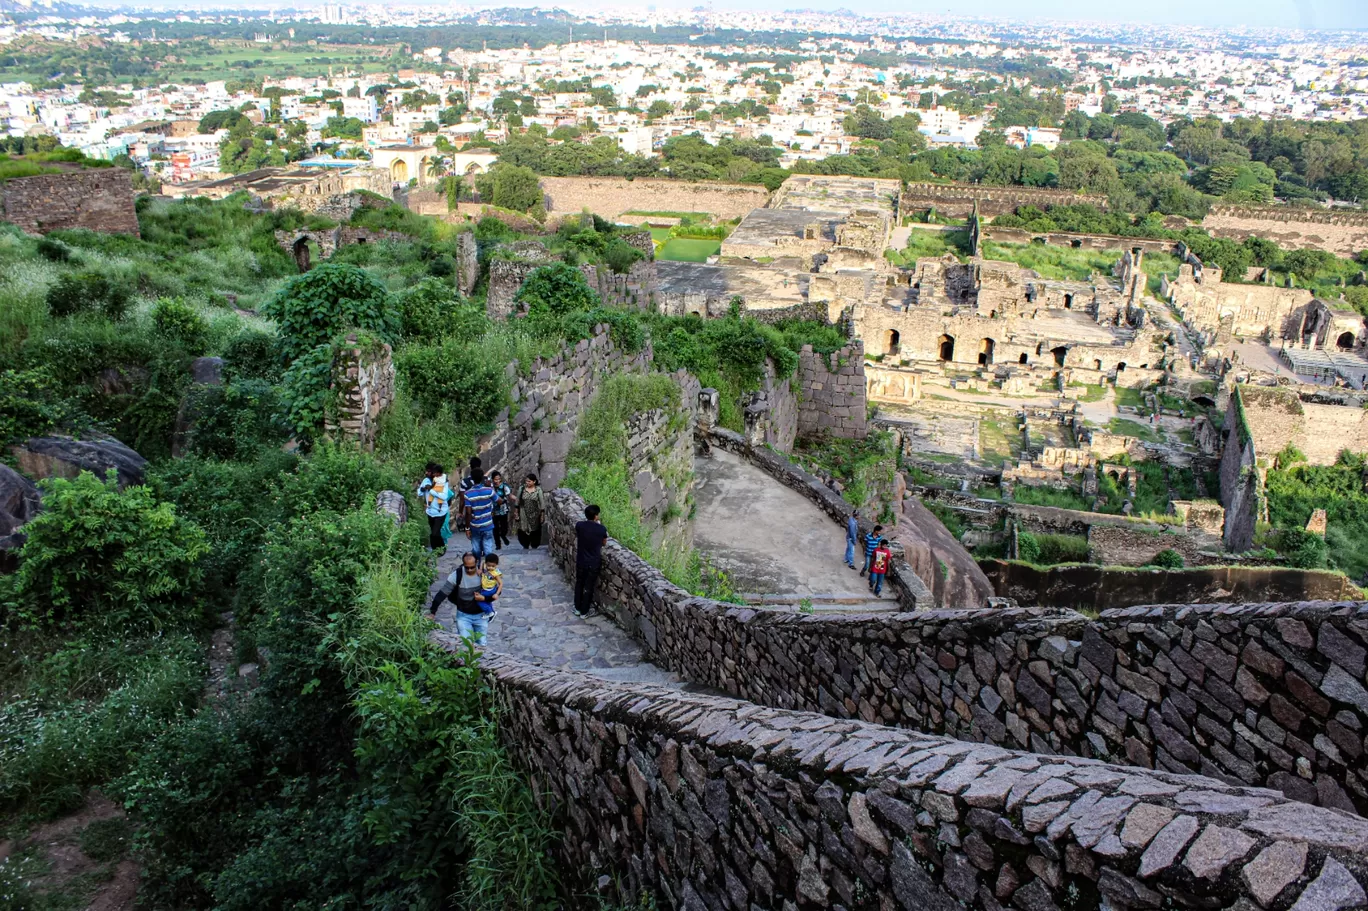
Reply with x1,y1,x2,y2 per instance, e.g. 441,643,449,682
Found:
456,456,482,535
514,474,545,549
859,524,884,576
416,462,453,551
464,470,498,566
428,552,488,644
573,504,608,618
868,538,892,597
490,471,512,551
845,509,860,570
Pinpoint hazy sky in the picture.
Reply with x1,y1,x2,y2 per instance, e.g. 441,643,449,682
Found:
699,0,1368,31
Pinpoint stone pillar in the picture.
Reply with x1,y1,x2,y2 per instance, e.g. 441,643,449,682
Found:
697,388,720,431
326,334,395,451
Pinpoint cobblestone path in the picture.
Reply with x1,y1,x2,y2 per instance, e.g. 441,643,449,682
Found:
428,543,682,687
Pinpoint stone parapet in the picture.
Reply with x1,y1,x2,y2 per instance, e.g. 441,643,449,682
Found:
544,489,1368,817
482,655,1368,911
1,168,139,236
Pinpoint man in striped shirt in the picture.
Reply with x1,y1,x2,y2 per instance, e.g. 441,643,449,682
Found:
859,524,884,576
463,469,498,566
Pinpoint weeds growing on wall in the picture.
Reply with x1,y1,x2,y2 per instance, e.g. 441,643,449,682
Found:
792,430,897,514
1266,452,1368,580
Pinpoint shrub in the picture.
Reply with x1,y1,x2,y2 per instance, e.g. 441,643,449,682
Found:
35,236,72,262
396,340,509,425
183,380,289,460
0,367,85,446
396,277,486,342
261,263,398,361
515,262,599,318
1017,530,1041,563
6,471,208,633
1150,548,1185,569
45,270,131,320
150,297,209,356
1277,527,1329,569
221,328,281,382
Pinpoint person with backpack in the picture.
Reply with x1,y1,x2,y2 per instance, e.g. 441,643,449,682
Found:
868,538,892,596
427,552,487,644
860,524,884,576
416,462,452,551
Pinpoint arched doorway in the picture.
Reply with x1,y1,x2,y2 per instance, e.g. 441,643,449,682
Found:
1093,359,1103,371
1051,346,1068,367
1117,362,1127,372
1064,294,1074,310
291,236,311,272
978,338,995,366
390,158,409,184
887,329,901,357
1019,353,1028,365
1338,331,1356,350
937,334,955,362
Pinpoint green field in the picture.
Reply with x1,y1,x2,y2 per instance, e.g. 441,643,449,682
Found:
657,238,721,262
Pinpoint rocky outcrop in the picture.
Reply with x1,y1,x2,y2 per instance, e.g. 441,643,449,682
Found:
0,464,41,567
896,495,997,610
11,436,147,488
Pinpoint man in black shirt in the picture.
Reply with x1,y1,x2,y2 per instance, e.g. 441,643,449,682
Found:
573,504,609,617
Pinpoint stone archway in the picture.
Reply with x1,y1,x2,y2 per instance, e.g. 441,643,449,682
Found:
1338,331,1356,350
1064,294,1074,310
887,329,901,357
1019,353,1028,365
391,158,409,184
1051,346,1068,367
978,338,995,366
291,236,311,272
937,334,955,362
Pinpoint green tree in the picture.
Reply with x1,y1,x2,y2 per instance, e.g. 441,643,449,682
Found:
262,264,398,361
475,164,543,214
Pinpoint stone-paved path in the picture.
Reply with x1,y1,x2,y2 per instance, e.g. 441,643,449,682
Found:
428,543,683,687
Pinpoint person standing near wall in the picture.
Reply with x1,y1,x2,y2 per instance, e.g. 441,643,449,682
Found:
490,470,512,551
868,538,892,596
514,474,545,549
573,504,608,618
416,462,452,552
464,470,498,567
860,524,884,576
845,508,859,570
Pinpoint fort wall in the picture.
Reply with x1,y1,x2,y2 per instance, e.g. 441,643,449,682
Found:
1203,204,1368,258
540,176,771,220
902,182,1109,219
797,342,868,441
1,168,140,236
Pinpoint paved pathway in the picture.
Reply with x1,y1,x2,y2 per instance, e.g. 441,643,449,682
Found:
428,543,682,687
694,448,891,607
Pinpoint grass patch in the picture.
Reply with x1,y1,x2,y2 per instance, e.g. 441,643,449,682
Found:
978,418,1022,467
79,816,133,863
1012,485,1092,511
1107,418,1160,442
657,238,721,262
885,229,971,267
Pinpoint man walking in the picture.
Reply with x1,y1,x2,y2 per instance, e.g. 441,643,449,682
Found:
573,504,608,618
464,469,497,567
845,509,859,569
490,470,512,551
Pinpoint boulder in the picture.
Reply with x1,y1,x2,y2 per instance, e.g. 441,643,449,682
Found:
190,356,224,386
0,464,41,536
11,436,148,489
893,496,997,610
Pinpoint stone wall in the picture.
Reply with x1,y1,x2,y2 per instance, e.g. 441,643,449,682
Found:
902,182,1109,219
982,225,1178,255
579,260,657,311
326,335,394,451
798,342,868,441
625,371,699,544
1,168,139,236
545,484,1368,815
740,361,799,453
455,230,478,295
485,656,1368,911
540,176,771,220
1086,523,1222,568
486,258,547,320
1219,388,1263,552
1204,204,1368,258
275,226,411,271
474,325,653,491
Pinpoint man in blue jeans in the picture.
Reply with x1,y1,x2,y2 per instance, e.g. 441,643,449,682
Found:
845,509,859,569
463,470,498,566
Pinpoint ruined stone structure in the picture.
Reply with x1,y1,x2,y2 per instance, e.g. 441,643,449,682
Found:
473,325,653,491
173,165,391,211
983,225,1178,256
455,230,478,295
485,242,558,319
540,176,771,221
797,342,869,441
1204,203,1368,258
274,226,411,271
624,370,700,544
1,168,140,236
326,335,395,451
902,182,1110,218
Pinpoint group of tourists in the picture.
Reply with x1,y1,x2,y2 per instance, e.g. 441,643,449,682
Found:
844,509,893,596
417,455,611,645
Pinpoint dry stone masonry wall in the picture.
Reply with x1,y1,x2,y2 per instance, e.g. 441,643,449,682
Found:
485,656,1368,911
1203,204,1368,258
543,490,1368,819
540,176,771,220
326,335,395,451
901,183,1109,219
798,342,869,441
1,168,140,236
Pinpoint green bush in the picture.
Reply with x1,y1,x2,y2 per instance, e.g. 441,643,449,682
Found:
5,471,208,633
1150,548,1185,569
1276,527,1329,569
45,270,131,320
261,263,398,361
221,328,281,382
515,262,600,318
1017,530,1090,565
0,367,85,446
182,380,289,460
396,339,509,425
150,297,209,356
